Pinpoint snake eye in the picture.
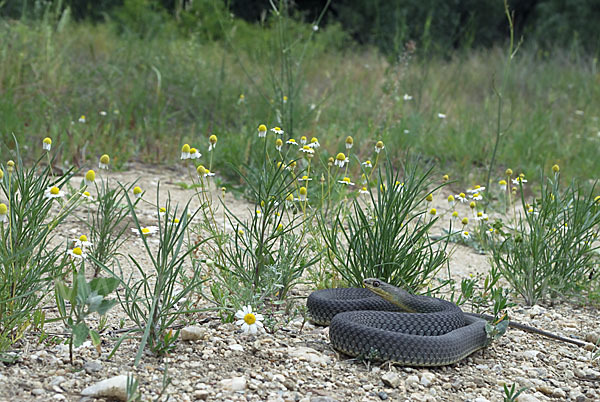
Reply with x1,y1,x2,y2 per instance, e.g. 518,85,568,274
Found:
373,280,380,287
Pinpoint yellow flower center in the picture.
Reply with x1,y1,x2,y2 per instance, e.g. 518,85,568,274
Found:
50,186,60,195
448,195,455,202
209,134,218,144
244,313,256,325
83,191,91,197
73,247,83,256
85,170,96,182
336,152,346,161
182,144,190,152
299,187,307,195
133,186,142,195
345,136,353,144
426,194,433,202
342,177,350,183
43,137,52,145
462,217,469,225
79,235,88,242
375,141,384,149
141,228,150,235
0,203,7,214
275,139,283,146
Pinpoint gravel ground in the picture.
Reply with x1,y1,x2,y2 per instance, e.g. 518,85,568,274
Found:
1,166,599,402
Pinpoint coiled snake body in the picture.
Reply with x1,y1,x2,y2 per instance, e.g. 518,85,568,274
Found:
307,279,489,366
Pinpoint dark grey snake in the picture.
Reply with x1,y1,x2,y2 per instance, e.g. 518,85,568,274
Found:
307,278,588,366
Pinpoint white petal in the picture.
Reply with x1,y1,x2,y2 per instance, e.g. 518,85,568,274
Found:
235,319,245,326
254,314,264,321
248,325,257,334
235,311,245,319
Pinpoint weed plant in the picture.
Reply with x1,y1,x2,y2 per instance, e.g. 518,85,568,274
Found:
0,147,76,355
321,157,449,290
82,178,140,276
491,170,600,305
95,189,209,366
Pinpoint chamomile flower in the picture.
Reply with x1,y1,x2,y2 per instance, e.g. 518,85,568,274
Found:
471,192,483,201
474,212,489,221
285,193,294,206
258,124,267,138
190,147,201,159
204,169,215,178
78,115,86,123
467,185,485,194
181,144,191,159
208,135,218,151
462,217,469,226
235,305,264,335
197,165,207,177
85,170,96,186
81,191,93,201
437,113,447,119
159,207,167,217
275,138,283,151
505,168,513,177
359,187,369,195
375,141,385,153
512,175,527,185
403,94,413,101
298,175,312,183
461,231,470,240
298,187,307,202
309,137,320,148
67,247,86,259
45,186,64,199
99,154,110,169
595,195,600,204
286,138,298,146
442,174,449,181
429,208,437,216
300,145,315,155
456,192,467,203
362,160,372,168
552,164,560,173
447,195,455,207
133,186,143,199
7,160,15,173
498,179,508,189
345,136,354,149
334,153,348,168
0,203,7,223
394,181,404,192
132,226,159,237
43,137,52,151
338,177,354,185
74,234,93,248
282,96,288,104
271,126,284,135
426,193,433,203
451,211,459,221
300,136,307,145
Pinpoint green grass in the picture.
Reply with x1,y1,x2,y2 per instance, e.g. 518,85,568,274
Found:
1,17,599,186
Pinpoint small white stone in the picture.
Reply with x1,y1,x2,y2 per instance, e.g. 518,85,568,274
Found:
381,372,401,388
405,375,420,388
228,344,244,352
81,375,128,401
520,350,540,360
180,326,206,341
420,372,435,387
516,394,541,402
220,376,246,392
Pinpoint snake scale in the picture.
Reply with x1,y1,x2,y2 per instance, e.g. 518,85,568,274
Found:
307,278,587,366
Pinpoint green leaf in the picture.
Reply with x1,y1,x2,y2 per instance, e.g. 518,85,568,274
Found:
55,281,73,302
72,323,89,347
89,277,119,296
89,330,101,347
96,299,118,316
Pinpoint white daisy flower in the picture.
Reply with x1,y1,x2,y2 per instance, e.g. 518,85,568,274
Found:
438,113,446,119
286,139,298,146
67,246,86,259
74,234,93,248
235,305,264,334
45,186,65,199
359,187,369,195
456,192,467,203
362,160,372,168
78,115,86,123
461,231,470,240
338,177,354,186
403,94,413,101
271,127,284,135
132,226,159,237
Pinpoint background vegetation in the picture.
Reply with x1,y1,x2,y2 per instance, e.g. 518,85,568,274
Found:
1,0,599,186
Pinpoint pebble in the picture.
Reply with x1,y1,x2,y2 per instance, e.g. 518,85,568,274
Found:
220,376,247,391
420,372,435,387
228,344,244,352
405,375,420,389
378,391,388,400
516,394,541,402
49,376,66,386
287,347,330,365
80,375,128,401
180,326,206,341
381,372,401,388
83,360,103,374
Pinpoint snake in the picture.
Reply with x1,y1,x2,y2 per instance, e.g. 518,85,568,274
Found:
307,278,588,366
